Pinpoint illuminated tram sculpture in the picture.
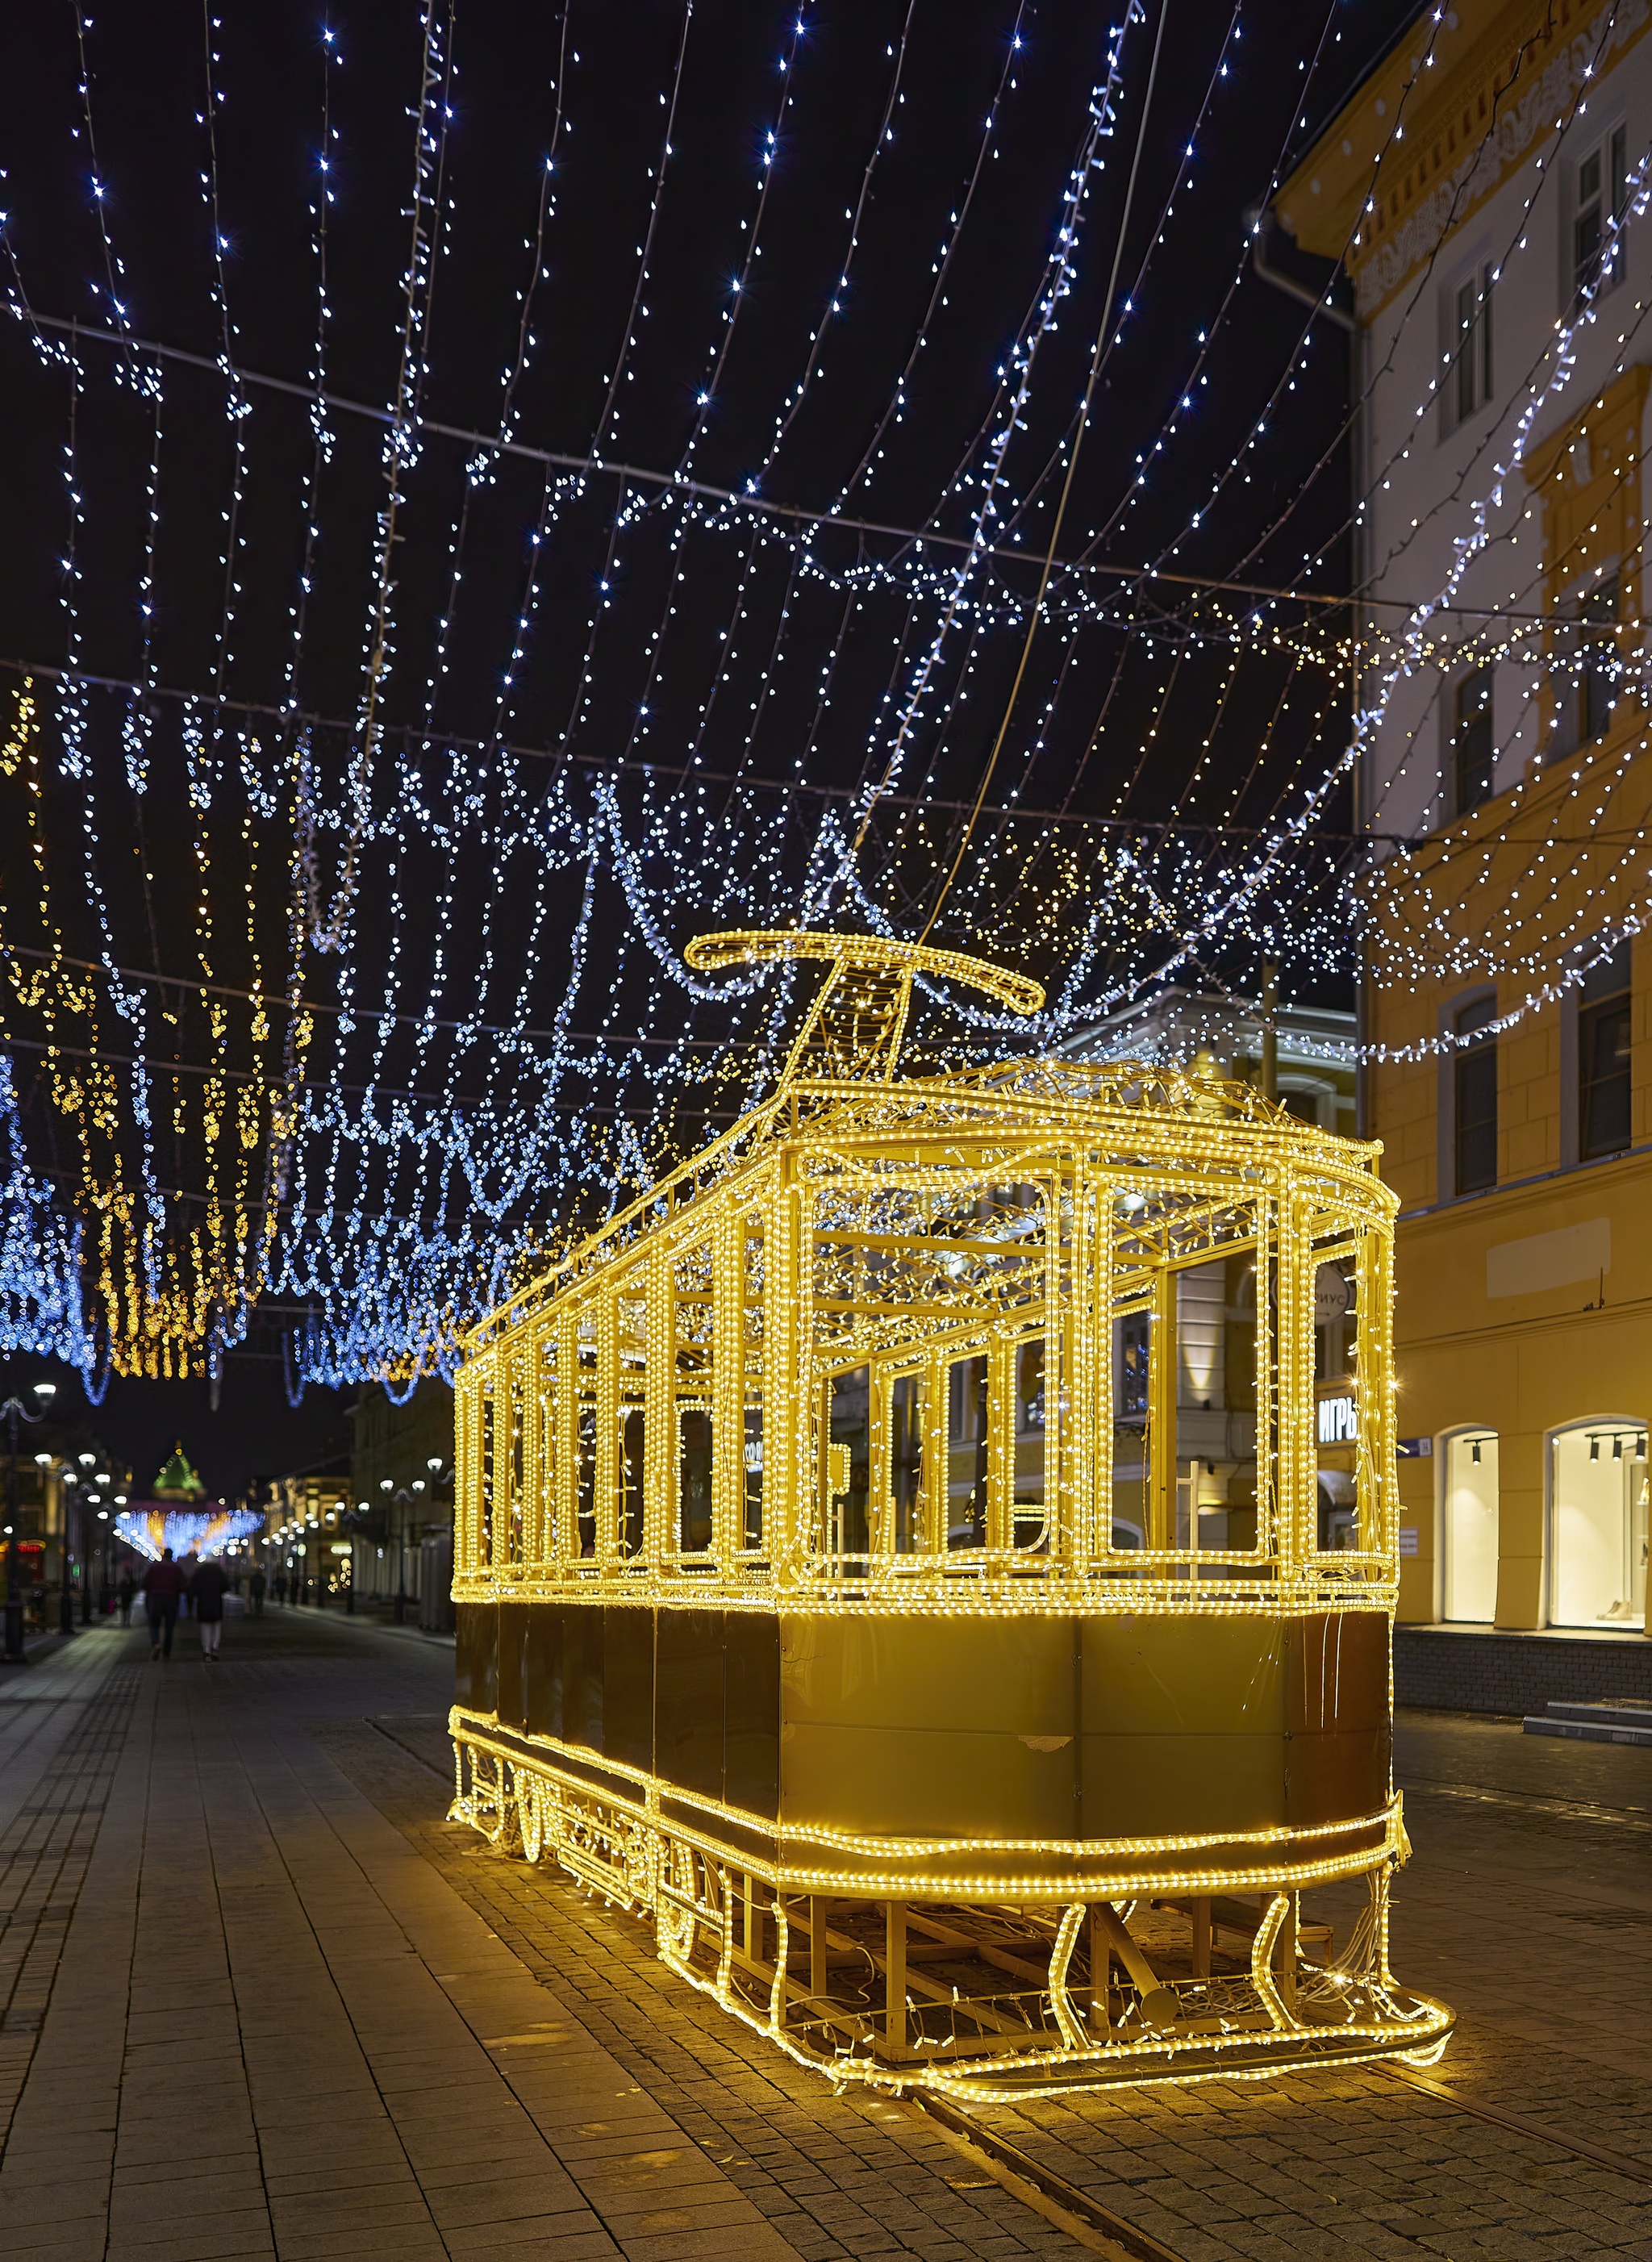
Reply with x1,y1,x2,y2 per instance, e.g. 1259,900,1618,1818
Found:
449,931,1452,2098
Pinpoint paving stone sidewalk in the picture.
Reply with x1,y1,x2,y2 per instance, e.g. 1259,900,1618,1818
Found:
0,1614,1070,2262
0,1608,1648,2262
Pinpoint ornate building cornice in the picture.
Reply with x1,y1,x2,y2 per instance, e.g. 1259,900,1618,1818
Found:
1276,0,1651,323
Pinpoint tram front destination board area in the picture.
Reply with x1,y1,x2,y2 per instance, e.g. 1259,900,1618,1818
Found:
446,932,1452,2098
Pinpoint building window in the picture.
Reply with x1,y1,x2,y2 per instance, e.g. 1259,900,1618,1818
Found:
1453,264,1494,423
1452,666,1495,813
1573,126,1628,313
1579,940,1632,1159
1550,1421,1647,1628
1453,994,1498,1195
1578,573,1620,743
1443,1430,1498,1622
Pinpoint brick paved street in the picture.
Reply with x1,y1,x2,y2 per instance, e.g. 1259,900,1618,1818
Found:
0,1609,1647,2262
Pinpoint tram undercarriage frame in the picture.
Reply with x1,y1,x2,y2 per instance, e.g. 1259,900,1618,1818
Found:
449,1722,1452,2101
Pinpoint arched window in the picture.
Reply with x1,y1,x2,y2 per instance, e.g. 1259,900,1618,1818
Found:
1442,1430,1498,1623
1550,1421,1649,1629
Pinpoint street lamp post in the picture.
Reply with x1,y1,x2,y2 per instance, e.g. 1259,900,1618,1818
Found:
59,1459,105,1638
421,1459,451,1633
81,1483,101,1626
2,1380,56,1663
57,1476,77,1638
385,1477,433,1624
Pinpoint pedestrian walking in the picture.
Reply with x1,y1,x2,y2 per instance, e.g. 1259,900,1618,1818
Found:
273,1571,286,1605
117,1572,136,1627
192,1556,230,1659
142,1550,186,1659
249,1567,266,1617
179,1552,201,1617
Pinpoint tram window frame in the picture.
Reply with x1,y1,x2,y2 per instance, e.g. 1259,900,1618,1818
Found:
1309,1236,1379,1560
1012,1334,1049,1551
678,1404,714,1554
620,1406,645,1558
945,1350,990,1549
575,1403,597,1559
742,1397,763,1549
506,1355,525,1568
736,1227,766,1555
827,1363,873,1562
1108,1303,1153,1555
673,1240,716,1559
888,1367,926,1554
1106,1216,1273,1567
478,1379,495,1571
613,1285,648,1564
536,1335,557,1565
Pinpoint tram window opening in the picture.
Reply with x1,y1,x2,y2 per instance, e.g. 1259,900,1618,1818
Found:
890,1372,924,1551
479,1388,495,1569
620,1409,645,1558
678,1408,713,1552
536,1345,556,1562
1314,1241,1364,1553
829,1367,871,1559
507,1370,525,1566
1316,1470,1359,1550
1013,1337,1046,1548
743,1402,763,1547
1117,1311,1150,1422
1110,1310,1149,1551
576,1406,596,1558
1174,1260,1226,1553
946,1354,988,1548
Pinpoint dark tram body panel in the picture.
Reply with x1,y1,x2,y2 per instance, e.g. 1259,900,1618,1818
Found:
457,1601,1387,1849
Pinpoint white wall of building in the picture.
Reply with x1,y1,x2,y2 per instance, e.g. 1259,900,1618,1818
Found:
1358,33,1652,849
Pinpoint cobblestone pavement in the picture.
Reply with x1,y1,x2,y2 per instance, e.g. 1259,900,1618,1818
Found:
0,1609,1647,2262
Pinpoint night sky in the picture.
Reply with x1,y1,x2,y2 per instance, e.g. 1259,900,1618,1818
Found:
0,0,1425,1492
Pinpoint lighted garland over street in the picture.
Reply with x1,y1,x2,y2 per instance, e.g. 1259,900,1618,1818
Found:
2,0,1647,1393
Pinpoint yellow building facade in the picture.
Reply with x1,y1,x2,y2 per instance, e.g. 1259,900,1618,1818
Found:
1276,0,1652,1671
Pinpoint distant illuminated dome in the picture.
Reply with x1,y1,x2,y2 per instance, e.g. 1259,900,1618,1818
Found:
152,1443,207,1502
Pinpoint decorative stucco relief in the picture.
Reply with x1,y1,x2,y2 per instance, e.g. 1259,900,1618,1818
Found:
1355,0,1649,317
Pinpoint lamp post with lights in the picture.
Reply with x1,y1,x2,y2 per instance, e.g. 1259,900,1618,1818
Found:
57,1469,78,1638
86,1470,107,1627
2,1379,56,1663
379,1471,436,1624
56,1454,103,1636
422,1459,452,1632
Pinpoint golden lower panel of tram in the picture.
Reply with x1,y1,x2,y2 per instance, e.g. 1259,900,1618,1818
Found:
448,1601,1451,2100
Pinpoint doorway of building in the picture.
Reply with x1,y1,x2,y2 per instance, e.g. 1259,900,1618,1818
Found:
1549,1421,1649,1629
1442,1430,1498,1622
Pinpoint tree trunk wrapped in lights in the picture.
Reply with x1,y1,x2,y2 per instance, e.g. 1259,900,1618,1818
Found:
448,930,1451,2099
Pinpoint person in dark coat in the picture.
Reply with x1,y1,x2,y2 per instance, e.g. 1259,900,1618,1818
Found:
192,1556,231,1659
248,1568,266,1617
142,1550,186,1659
117,1572,136,1627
